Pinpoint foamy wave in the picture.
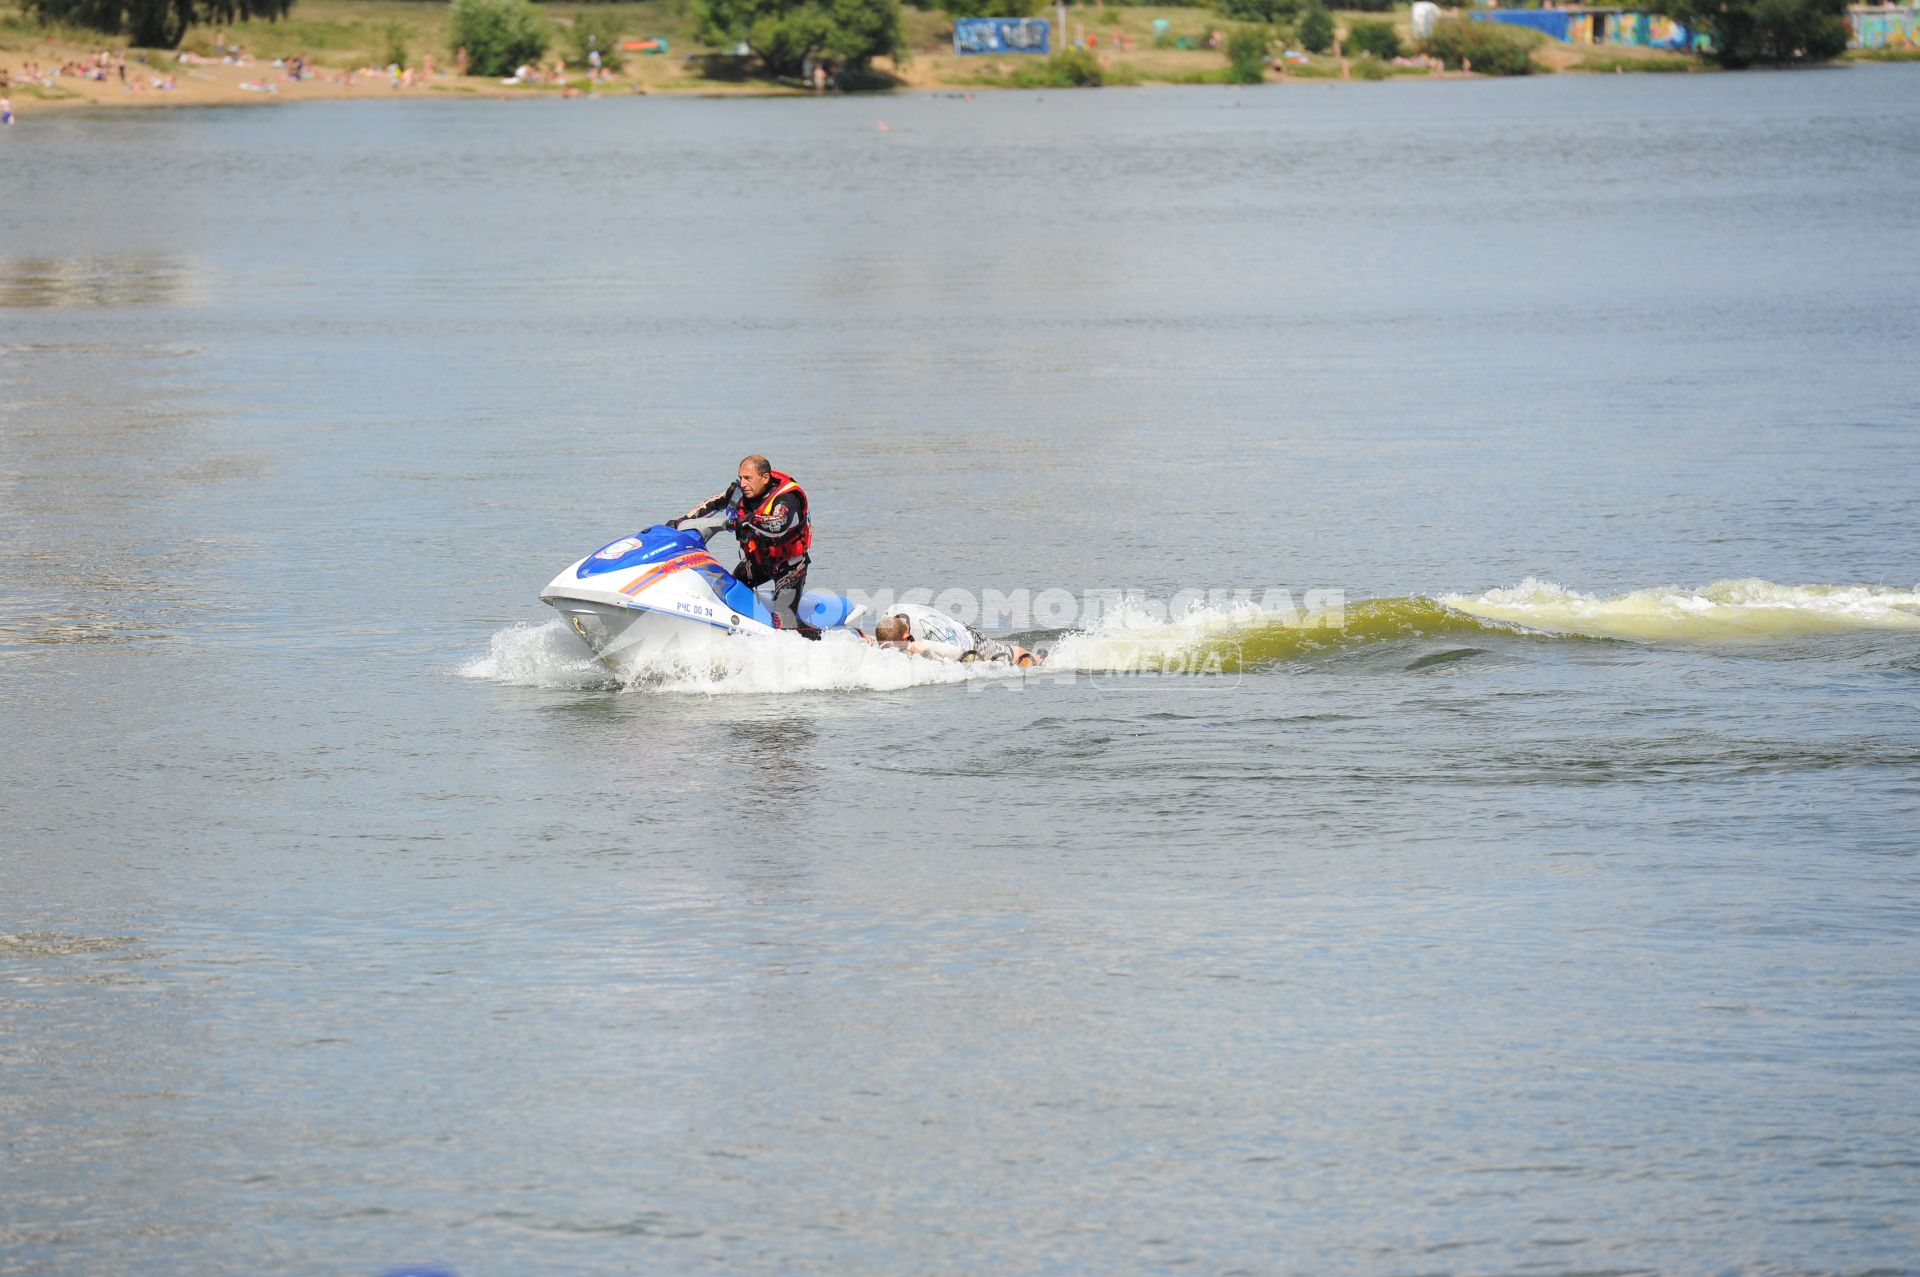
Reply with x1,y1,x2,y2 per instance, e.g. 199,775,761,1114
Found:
1046,578,1920,671
459,620,619,689
1047,595,1287,672
1441,578,1920,641
634,631,1024,694
460,619,1026,695
464,580,1920,693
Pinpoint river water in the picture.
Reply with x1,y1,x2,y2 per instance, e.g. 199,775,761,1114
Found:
3,69,1919,1275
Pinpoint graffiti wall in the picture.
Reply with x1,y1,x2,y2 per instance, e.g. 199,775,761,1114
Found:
953,18,1052,55
1480,9,1573,40
1849,5,1919,47
1478,9,1702,50
1601,12,1698,48
1481,4,1916,50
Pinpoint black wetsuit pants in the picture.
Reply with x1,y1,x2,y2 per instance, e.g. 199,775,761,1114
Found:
733,557,819,637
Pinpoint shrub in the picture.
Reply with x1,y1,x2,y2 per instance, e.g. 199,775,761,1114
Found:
381,19,408,67
569,8,627,70
1344,16,1399,58
1422,15,1534,73
1008,45,1110,85
1296,3,1332,52
22,0,292,48
1344,17,1405,58
946,0,1038,16
1349,51,1387,75
1216,0,1297,24
450,0,550,75
1224,24,1269,80
693,0,903,78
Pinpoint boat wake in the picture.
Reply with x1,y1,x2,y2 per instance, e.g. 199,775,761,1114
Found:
1440,578,1920,641
461,579,1920,694
1045,593,1508,673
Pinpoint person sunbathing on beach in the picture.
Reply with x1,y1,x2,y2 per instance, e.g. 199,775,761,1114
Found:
873,604,1040,668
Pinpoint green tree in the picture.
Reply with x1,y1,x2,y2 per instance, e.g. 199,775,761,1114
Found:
1421,15,1534,73
1216,0,1297,25
943,0,1038,18
381,19,409,68
1652,0,1848,66
692,0,902,79
570,8,628,70
23,0,291,49
1008,45,1107,84
1345,16,1399,57
450,0,550,76
1224,24,1270,80
1296,3,1332,52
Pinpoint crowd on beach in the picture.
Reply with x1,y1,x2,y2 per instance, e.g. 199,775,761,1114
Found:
507,58,571,86
500,52,623,96
0,34,513,113
5,50,179,93
181,40,593,94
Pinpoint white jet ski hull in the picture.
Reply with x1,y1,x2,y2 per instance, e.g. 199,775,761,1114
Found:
539,525,864,674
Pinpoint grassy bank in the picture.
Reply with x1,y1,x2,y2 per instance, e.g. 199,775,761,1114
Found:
1844,45,1920,61
0,0,1735,112
3,0,704,69
0,0,786,97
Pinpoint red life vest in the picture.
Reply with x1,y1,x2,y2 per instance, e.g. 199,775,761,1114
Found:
731,470,812,569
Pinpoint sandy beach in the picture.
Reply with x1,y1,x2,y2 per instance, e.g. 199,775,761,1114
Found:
0,43,807,113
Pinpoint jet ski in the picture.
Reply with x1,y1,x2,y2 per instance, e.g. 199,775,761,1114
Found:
540,524,866,671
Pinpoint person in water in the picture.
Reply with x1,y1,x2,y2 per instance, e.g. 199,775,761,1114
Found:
670,455,818,637
874,603,1040,667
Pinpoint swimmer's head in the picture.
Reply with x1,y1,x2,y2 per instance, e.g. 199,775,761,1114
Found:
875,615,910,643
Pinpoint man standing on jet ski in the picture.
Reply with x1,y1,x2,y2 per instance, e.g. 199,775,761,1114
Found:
669,455,819,638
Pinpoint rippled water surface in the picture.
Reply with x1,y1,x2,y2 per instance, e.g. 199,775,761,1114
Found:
4,71,1920,1276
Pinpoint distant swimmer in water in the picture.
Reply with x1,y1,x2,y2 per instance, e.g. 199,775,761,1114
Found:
873,603,1040,667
